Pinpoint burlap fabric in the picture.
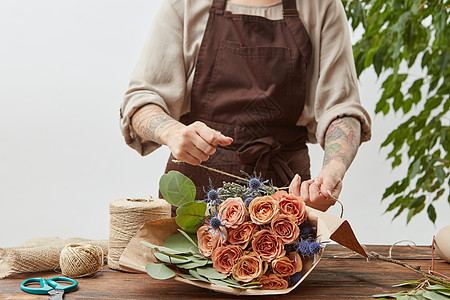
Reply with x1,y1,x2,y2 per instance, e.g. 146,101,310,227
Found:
0,237,108,278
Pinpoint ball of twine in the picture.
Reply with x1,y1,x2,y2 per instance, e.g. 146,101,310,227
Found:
59,243,104,278
108,197,171,270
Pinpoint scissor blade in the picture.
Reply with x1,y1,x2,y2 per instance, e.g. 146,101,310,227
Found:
48,289,64,300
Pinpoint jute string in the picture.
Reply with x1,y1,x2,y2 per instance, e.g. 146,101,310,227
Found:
0,238,108,279
108,197,171,271
60,243,104,278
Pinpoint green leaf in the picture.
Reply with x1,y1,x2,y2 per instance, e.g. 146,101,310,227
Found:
409,195,425,208
188,269,210,283
434,166,446,184
427,204,437,224
153,252,190,264
176,201,206,230
177,259,208,269
196,266,228,280
141,241,188,255
145,263,175,280
177,229,198,247
423,290,450,300
159,170,196,207
392,279,420,287
163,232,197,252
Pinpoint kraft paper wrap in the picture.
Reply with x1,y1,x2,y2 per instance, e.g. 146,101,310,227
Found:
119,206,367,296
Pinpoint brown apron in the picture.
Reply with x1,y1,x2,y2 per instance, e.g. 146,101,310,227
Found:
165,0,312,209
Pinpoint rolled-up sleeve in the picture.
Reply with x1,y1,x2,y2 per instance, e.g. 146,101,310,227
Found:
120,0,187,156
305,0,371,147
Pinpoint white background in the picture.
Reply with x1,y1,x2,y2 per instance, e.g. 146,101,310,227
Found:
1,0,448,248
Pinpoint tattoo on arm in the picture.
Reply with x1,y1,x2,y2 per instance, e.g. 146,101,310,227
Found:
131,105,179,144
323,117,361,170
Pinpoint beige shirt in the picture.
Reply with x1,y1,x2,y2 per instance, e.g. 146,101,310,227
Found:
120,0,372,156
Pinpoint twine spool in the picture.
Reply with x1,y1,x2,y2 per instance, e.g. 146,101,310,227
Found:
108,197,171,270
59,244,104,278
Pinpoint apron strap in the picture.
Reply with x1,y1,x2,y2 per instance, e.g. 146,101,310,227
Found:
211,0,227,10
282,0,299,17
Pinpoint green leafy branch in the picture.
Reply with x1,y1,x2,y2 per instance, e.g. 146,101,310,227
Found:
342,0,450,223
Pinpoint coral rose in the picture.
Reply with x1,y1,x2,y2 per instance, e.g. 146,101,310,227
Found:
211,245,243,275
259,273,289,290
289,252,303,273
248,196,279,225
271,255,300,277
227,222,259,249
218,197,247,228
252,230,285,261
232,252,267,283
197,225,227,257
272,191,306,224
271,214,300,243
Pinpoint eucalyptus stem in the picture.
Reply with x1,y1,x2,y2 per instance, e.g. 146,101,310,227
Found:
369,251,450,288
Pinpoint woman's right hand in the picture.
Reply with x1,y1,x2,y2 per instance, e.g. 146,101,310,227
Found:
162,121,233,165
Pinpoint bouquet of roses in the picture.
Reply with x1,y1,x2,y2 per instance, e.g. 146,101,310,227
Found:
139,170,329,292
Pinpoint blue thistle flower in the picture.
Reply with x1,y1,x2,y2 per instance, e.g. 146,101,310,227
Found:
209,217,222,229
295,239,312,258
289,272,303,286
244,197,254,207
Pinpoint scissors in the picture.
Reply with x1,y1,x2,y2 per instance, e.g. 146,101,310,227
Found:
21,276,78,299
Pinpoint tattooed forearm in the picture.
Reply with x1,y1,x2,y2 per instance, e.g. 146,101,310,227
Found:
131,104,179,144
323,116,361,170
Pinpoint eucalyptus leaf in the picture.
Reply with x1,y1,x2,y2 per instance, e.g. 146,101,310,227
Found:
423,290,450,300
392,279,420,287
196,266,228,280
159,170,196,207
177,260,208,269
177,229,198,247
153,252,190,264
145,263,175,280
176,202,206,230
141,241,187,255
163,232,197,252
189,269,211,283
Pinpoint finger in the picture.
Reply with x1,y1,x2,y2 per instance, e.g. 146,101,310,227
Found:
217,132,233,146
309,181,321,201
194,122,221,146
300,180,312,202
288,174,301,196
191,135,217,156
176,151,202,165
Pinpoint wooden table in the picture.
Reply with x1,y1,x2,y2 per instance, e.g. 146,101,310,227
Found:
1,245,448,299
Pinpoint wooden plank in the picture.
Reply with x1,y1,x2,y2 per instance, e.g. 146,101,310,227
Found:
1,245,448,299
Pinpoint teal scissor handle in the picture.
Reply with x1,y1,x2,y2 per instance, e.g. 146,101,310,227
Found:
21,277,78,295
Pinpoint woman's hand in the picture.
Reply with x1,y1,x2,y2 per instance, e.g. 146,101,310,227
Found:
162,121,233,165
288,169,343,212
131,104,232,165
289,116,361,211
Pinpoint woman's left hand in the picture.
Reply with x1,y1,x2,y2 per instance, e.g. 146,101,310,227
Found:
288,169,343,211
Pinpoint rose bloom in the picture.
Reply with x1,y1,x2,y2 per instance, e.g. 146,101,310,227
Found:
271,255,302,277
227,221,259,249
197,225,227,257
252,230,285,261
232,252,267,283
259,273,289,290
271,214,300,244
289,252,303,274
272,191,307,224
248,196,279,225
218,197,247,228
211,245,243,275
